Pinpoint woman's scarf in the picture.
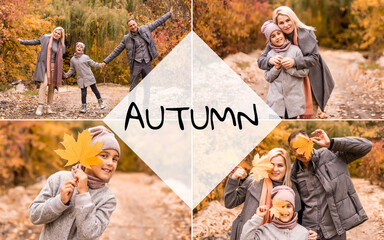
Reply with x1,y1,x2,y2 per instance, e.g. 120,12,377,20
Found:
259,178,273,225
46,36,63,88
271,212,298,230
71,164,106,189
269,39,291,53
293,28,314,118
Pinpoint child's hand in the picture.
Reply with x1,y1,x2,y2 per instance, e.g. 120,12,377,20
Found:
256,205,270,218
74,169,88,194
60,178,77,205
269,55,283,66
281,57,295,70
63,73,67,78
100,63,106,69
308,230,317,240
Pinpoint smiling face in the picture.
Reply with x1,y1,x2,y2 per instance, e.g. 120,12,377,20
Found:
276,14,294,34
290,133,312,164
269,155,287,182
85,149,119,182
270,30,285,47
53,29,62,40
127,20,138,33
278,202,294,223
76,44,84,54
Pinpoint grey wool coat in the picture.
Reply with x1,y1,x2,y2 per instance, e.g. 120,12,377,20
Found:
258,28,334,112
240,214,309,240
224,175,302,240
103,12,171,74
29,171,116,240
20,34,65,83
291,137,372,236
65,54,101,88
264,45,309,118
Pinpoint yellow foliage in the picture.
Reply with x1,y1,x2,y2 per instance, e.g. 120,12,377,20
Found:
55,130,104,169
269,197,289,219
250,154,273,181
292,135,314,159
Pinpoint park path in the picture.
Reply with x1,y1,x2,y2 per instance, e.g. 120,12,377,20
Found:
223,49,384,119
0,172,191,240
193,178,384,240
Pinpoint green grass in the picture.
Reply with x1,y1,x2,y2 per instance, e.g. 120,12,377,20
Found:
0,84,12,92
359,62,383,70
23,90,39,95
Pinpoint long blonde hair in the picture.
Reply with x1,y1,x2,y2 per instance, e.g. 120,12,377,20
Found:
51,27,65,46
273,6,315,31
267,148,292,187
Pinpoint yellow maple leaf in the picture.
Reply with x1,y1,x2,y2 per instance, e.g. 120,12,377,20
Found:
250,154,273,181
55,130,104,169
269,197,289,219
292,135,314,159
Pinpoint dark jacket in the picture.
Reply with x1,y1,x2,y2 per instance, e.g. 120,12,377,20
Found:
103,12,171,74
20,34,65,83
291,137,372,235
258,28,334,112
224,175,301,240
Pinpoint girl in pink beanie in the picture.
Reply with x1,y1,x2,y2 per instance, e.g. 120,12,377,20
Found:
240,186,317,240
29,126,120,240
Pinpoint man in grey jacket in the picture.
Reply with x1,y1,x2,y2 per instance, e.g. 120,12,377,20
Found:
101,8,173,91
289,129,372,240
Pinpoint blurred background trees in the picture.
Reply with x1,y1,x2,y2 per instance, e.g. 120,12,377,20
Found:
0,0,190,84
0,121,151,193
194,0,384,57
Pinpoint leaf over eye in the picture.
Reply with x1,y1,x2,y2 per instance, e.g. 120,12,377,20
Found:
269,197,289,219
250,154,273,181
292,135,314,159
55,130,104,169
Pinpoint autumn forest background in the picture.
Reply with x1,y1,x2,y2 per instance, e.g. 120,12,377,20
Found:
0,0,190,85
194,0,384,57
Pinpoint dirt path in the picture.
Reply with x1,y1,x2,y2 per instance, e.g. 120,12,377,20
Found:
0,172,191,240
193,178,384,240
0,83,130,119
224,49,384,119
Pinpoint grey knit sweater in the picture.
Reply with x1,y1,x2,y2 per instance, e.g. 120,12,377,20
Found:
29,171,116,240
240,214,309,240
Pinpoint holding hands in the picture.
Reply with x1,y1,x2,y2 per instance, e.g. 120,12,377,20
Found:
269,56,295,70
100,62,106,69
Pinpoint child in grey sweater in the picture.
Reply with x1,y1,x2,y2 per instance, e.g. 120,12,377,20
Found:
261,20,309,119
29,126,120,240
240,186,313,240
64,42,105,113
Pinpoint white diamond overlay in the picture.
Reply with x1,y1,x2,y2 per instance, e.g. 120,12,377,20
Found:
104,31,281,208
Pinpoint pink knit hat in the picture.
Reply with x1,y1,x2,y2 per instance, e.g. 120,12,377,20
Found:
261,20,281,41
271,186,295,208
89,126,120,156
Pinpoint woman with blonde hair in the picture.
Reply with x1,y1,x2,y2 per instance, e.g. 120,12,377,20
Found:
258,6,334,119
19,27,66,115
224,148,303,240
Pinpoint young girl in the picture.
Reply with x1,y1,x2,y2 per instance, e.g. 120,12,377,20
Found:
261,20,309,119
224,148,302,240
240,186,312,240
64,42,105,113
29,126,120,239
18,27,66,116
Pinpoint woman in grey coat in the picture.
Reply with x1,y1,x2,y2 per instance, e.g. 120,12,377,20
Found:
64,42,105,113
19,27,66,115
258,6,334,118
224,148,304,240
